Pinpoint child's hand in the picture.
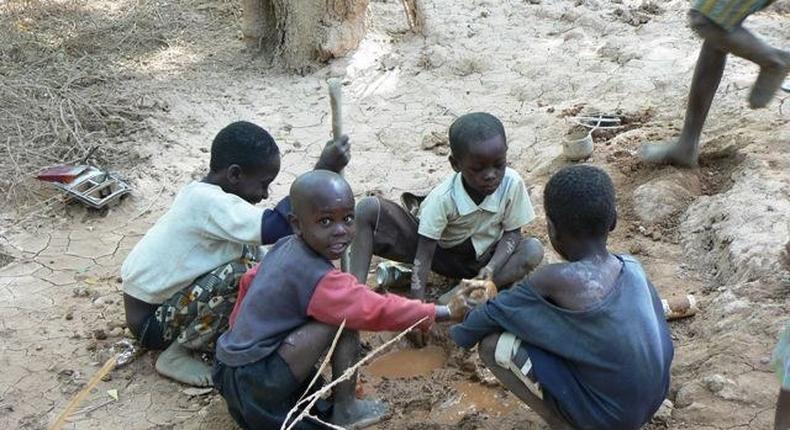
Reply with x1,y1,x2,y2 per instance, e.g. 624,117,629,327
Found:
475,265,494,281
315,135,351,173
447,293,474,321
447,279,497,320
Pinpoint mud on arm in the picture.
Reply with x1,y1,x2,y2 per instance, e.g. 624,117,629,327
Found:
411,235,437,301
479,229,522,279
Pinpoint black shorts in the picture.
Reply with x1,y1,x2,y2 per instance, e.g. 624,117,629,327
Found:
213,353,331,430
372,197,495,280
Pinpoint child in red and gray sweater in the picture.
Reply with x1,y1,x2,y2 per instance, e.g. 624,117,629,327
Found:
215,170,469,430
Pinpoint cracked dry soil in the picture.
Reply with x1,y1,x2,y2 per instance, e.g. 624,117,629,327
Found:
1,0,788,429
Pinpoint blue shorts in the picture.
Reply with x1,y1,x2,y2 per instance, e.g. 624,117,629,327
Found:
213,352,331,430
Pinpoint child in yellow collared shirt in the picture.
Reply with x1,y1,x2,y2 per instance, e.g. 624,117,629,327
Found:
349,112,544,302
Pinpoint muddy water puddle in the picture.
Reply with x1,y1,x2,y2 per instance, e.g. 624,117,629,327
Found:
364,346,520,424
431,382,519,424
366,345,447,378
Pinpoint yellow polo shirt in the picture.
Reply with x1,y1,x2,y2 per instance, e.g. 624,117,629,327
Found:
417,168,535,258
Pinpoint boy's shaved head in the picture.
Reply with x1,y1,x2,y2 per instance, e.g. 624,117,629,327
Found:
544,165,616,238
449,112,507,160
290,170,353,216
289,170,355,260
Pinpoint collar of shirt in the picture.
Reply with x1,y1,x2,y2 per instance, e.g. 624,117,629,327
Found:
451,172,502,216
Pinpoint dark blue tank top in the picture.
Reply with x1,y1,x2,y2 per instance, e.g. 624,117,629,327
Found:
451,255,674,430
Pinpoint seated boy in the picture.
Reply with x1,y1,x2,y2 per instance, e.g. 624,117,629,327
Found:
641,0,789,167
121,121,350,387
214,170,468,429
450,165,674,430
350,112,543,302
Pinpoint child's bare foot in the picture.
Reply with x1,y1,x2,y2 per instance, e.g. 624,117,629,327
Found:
750,52,790,108
332,398,389,429
639,140,699,168
155,342,213,387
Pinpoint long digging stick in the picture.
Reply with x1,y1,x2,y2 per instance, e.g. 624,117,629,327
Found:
49,355,118,430
327,78,351,272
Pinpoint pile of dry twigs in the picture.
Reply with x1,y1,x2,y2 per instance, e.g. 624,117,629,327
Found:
0,0,239,211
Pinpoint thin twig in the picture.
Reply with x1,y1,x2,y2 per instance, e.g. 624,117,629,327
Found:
305,413,347,430
72,398,115,416
282,317,428,430
299,320,346,403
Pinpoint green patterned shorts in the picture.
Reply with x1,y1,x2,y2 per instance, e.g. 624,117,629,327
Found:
693,0,776,31
153,259,254,352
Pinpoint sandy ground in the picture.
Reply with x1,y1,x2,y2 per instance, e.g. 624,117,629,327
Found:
1,0,788,429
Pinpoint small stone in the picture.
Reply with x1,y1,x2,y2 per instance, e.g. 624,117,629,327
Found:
527,0,541,4
109,327,124,338
86,341,98,351
35,345,43,351
72,287,92,298
64,312,73,321
94,329,107,340
703,374,729,393
674,383,699,408
92,297,105,306
123,328,133,338
702,374,740,400
101,373,112,382
628,243,644,255
421,131,447,151
652,399,673,424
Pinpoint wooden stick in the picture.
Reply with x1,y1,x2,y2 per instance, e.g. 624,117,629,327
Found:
328,78,343,139
50,355,118,430
400,0,416,31
298,320,346,403
282,321,346,429
327,78,351,273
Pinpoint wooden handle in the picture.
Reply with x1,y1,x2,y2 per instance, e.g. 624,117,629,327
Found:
328,78,343,139
328,78,350,272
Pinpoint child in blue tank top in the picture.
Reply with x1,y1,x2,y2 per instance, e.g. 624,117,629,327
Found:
451,165,674,430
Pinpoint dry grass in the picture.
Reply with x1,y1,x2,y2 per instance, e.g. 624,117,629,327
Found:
0,0,240,210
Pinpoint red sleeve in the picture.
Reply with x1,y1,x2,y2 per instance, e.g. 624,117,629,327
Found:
307,269,436,332
229,263,260,328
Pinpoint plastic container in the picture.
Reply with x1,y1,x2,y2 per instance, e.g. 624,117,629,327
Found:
563,129,594,161
375,261,413,290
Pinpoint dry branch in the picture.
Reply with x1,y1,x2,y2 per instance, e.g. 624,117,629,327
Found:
282,317,428,430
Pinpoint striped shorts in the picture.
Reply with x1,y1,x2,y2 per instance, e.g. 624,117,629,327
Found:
693,0,776,31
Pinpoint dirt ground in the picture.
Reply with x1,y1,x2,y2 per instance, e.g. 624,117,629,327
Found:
1,0,788,429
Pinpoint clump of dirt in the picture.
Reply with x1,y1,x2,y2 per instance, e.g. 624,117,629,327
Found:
591,108,655,143
612,1,664,26
558,103,586,118
421,130,449,155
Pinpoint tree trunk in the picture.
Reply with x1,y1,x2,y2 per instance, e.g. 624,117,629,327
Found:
242,0,369,72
